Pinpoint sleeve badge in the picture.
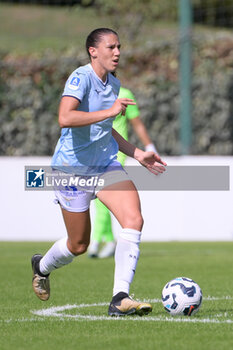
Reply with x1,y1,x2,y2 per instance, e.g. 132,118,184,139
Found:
68,76,81,90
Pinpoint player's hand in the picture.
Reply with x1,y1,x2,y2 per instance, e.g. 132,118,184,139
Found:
110,98,136,117
135,149,167,175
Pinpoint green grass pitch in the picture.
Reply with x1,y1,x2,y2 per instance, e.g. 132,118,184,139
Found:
1,241,233,350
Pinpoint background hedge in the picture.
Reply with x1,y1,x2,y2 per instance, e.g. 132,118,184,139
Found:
1,0,233,27
1,34,233,156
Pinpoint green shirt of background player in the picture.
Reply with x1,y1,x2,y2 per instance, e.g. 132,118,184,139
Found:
88,87,158,258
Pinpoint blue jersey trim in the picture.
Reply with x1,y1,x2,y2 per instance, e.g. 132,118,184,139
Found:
62,95,81,103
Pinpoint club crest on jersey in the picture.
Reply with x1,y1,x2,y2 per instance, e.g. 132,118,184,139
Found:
68,76,80,90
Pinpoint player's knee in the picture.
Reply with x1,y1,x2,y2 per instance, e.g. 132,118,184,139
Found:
124,212,144,231
69,242,89,256
135,214,144,231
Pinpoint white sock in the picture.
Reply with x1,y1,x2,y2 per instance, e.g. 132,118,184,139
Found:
113,228,141,296
39,237,75,275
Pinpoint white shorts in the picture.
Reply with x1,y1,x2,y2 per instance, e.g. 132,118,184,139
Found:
54,161,130,212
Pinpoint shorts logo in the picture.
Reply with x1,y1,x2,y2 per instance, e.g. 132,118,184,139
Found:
26,168,45,188
68,76,80,90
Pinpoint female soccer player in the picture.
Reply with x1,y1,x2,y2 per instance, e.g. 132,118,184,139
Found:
31,28,166,316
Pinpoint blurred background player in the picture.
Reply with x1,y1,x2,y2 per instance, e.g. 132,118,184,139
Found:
88,86,158,258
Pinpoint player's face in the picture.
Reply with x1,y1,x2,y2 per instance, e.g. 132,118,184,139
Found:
90,34,121,76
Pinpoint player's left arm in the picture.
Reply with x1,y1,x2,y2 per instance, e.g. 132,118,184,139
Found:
112,128,166,175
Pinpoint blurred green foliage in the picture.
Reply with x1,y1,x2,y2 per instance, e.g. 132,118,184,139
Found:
0,55,85,155
0,1,233,156
193,0,233,27
96,0,233,30
0,0,95,5
95,0,178,40
1,0,233,28
1,40,233,156
96,0,178,21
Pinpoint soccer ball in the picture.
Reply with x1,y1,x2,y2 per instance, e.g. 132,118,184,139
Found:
161,277,202,316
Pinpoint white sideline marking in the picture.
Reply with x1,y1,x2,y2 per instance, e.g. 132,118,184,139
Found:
204,296,233,301
1,296,233,324
2,315,233,324
28,296,233,324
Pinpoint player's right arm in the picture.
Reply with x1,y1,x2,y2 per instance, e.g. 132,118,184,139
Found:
58,97,135,128
112,128,166,175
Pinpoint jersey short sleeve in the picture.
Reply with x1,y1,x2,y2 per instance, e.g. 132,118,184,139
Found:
62,69,89,102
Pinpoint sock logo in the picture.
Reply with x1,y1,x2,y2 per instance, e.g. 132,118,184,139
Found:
129,254,137,260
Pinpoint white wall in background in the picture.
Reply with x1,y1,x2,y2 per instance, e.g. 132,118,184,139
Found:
0,156,232,241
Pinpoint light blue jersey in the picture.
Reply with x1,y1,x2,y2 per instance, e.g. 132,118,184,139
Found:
52,64,120,175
